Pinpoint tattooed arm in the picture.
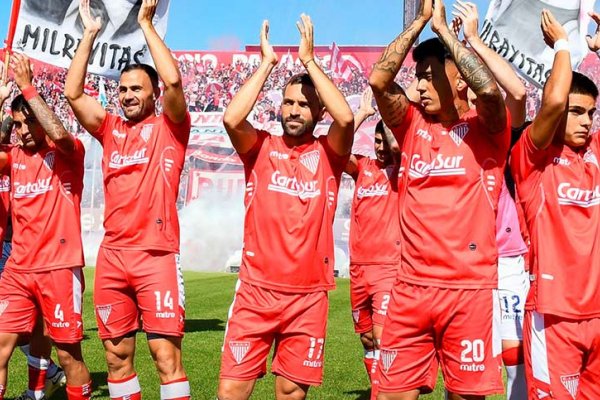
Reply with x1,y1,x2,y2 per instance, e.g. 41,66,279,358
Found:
432,0,506,134
11,53,75,154
368,0,432,130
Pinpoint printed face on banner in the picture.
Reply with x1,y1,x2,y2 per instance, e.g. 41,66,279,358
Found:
14,0,171,78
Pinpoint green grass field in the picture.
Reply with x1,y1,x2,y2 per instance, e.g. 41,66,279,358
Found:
5,270,506,399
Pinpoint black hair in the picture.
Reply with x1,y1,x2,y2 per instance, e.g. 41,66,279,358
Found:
11,94,32,114
570,71,598,100
121,63,160,91
282,73,316,94
375,120,385,134
413,38,452,65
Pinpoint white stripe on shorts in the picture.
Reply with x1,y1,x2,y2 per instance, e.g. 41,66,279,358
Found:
221,279,242,352
530,311,551,385
492,288,502,357
72,268,82,314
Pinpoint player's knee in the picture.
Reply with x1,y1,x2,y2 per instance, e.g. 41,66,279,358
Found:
55,343,84,370
276,379,308,400
0,334,17,367
217,379,253,400
103,338,135,377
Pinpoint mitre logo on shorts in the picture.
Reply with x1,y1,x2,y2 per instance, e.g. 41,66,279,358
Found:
109,149,149,169
229,341,250,365
14,177,52,199
267,171,320,199
449,123,469,146
43,152,55,171
141,124,154,143
409,153,465,178
380,349,398,373
300,150,320,174
557,183,600,208
0,300,8,316
560,373,580,399
357,183,388,199
96,305,112,326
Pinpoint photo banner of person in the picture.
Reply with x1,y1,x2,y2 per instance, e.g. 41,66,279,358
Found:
5,0,171,78
481,0,596,87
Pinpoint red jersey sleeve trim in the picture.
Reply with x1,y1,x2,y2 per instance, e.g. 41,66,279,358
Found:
92,113,115,143
390,103,415,145
238,130,269,167
163,111,192,146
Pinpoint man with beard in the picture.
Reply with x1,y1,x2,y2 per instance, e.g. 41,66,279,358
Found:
64,0,191,399
217,15,354,400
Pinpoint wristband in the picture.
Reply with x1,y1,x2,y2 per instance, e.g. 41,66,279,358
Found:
303,58,315,68
21,85,38,101
554,39,570,53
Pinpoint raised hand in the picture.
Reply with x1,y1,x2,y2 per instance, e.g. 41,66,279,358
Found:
541,9,567,49
9,53,34,91
78,0,102,33
0,63,13,105
587,11,600,52
431,0,449,34
138,0,158,28
260,20,278,66
297,14,315,66
358,87,376,117
452,1,479,41
418,0,434,22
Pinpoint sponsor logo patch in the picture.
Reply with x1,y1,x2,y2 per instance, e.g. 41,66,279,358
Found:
560,373,580,399
229,341,251,365
300,150,320,174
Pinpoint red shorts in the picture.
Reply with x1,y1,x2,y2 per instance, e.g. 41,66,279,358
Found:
378,281,503,395
350,264,397,333
94,247,185,339
524,311,600,399
0,267,84,343
220,280,328,386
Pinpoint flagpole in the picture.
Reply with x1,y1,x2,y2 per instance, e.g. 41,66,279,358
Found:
3,0,22,83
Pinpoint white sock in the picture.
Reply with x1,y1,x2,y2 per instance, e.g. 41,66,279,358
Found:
506,364,527,400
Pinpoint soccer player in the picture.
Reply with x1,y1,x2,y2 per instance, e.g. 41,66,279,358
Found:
346,90,400,395
452,3,529,398
0,53,91,400
0,72,67,400
65,0,191,399
369,0,510,398
510,11,600,399
217,15,354,400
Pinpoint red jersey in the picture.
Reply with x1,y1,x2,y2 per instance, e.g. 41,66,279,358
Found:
93,112,191,252
511,129,600,319
392,105,510,288
239,131,348,293
0,149,9,243
5,140,85,272
349,156,401,265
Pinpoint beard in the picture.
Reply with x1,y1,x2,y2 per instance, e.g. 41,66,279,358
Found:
281,117,314,137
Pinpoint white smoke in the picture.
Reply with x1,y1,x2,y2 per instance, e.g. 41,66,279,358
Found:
179,191,245,272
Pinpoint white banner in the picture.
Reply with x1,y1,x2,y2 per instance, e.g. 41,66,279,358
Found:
481,0,596,87
11,0,171,78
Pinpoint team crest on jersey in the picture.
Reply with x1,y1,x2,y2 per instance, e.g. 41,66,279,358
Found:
352,309,360,323
43,151,56,171
96,305,112,325
380,349,397,373
583,149,599,168
300,150,320,174
229,341,251,365
141,124,154,143
449,123,469,146
0,300,8,316
560,373,580,399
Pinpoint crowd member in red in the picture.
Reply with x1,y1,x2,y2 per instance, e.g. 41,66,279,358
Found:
0,53,90,400
65,0,191,399
217,15,354,400
451,3,529,398
346,90,400,396
369,0,510,398
510,10,600,399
